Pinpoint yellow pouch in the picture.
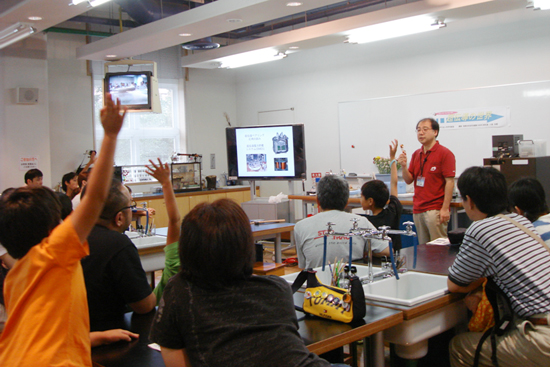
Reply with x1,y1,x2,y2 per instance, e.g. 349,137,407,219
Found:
468,279,495,332
291,270,365,324
303,280,353,323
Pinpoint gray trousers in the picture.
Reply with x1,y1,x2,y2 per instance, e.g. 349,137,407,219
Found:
450,317,550,367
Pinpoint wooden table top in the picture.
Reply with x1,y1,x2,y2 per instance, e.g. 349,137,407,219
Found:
250,222,295,236
300,306,403,355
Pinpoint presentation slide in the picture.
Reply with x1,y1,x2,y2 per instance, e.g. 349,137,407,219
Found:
235,125,295,178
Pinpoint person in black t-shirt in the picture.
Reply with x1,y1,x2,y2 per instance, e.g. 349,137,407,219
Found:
360,139,403,250
81,179,156,331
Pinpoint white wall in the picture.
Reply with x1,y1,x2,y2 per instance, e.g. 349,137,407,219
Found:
184,68,237,179
0,35,52,190
2,7,550,201
47,33,94,188
225,8,550,198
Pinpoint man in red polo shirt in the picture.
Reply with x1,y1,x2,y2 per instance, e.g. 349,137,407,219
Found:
398,118,456,245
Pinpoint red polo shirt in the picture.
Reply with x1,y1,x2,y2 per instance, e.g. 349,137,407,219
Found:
408,141,455,214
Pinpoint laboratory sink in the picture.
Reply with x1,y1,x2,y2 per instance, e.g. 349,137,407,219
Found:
130,235,167,249
362,271,449,307
365,272,467,360
128,235,167,273
284,268,467,360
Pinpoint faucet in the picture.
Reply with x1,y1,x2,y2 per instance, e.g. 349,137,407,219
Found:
323,221,417,284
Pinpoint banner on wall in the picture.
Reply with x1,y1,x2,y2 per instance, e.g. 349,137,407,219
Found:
432,106,510,130
20,156,39,171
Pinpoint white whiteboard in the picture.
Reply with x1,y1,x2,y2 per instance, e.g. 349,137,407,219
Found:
338,81,550,176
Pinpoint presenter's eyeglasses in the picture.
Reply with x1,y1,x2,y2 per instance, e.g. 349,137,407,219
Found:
416,127,433,133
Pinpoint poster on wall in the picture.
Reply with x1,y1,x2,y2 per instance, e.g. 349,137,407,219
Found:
20,156,39,171
433,106,510,130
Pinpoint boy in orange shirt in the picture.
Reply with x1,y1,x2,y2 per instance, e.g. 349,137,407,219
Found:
0,94,126,366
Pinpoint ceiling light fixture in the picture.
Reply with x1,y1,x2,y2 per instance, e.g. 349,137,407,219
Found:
531,0,550,10
0,22,36,50
226,18,243,23
71,0,112,7
288,46,300,50
28,16,43,21
179,33,192,37
218,48,287,69
286,2,303,6
346,16,446,44
105,54,117,58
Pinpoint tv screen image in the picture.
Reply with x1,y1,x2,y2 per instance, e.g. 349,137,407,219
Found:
226,124,306,181
104,71,152,110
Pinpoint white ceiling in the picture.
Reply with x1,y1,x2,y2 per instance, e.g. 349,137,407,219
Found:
0,0,542,68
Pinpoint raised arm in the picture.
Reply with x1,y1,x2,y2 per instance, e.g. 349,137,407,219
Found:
71,94,126,242
398,149,413,185
78,151,96,177
389,140,398,197
146,159,181,245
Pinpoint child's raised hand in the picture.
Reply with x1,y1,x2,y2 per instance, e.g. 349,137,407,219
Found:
146,158,170,185
389,139,398,160
100,93,126,137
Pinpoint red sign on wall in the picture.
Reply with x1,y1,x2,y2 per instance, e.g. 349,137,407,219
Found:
311,172,322,179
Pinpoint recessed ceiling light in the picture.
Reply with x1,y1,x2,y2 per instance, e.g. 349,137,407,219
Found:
28,16,43,21
288,46,299,50
105,54,117,58
179,33,192,37
226,18,243,23
286,2,303,6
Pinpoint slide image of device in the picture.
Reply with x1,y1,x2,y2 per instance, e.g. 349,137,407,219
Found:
274,158,288,171
246,154,267,172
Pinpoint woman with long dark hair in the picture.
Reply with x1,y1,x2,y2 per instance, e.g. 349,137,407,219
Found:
150,199,338,367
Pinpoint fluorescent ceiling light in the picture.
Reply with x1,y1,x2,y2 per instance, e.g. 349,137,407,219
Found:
218,48,287,69
71,0,112,7
346,16,445,44
532,0,550,10
0,23,36,50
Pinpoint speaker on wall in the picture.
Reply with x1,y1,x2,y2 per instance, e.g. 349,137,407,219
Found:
16,87,39,104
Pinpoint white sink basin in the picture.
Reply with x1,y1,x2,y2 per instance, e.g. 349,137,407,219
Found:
130,235,167,249
364,272,468,360
362,272,449,307
384,301,467,359
129,235,167,272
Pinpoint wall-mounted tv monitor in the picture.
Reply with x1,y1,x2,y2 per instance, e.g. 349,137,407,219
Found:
104,71,152,111
226,124,307,181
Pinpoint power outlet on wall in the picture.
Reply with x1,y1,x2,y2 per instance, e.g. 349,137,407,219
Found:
210,153,215,169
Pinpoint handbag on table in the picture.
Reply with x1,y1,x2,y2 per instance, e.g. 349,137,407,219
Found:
291,268,366,323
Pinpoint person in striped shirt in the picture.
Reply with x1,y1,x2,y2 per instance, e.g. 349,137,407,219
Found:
448,166,550,367
508,177,550,245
